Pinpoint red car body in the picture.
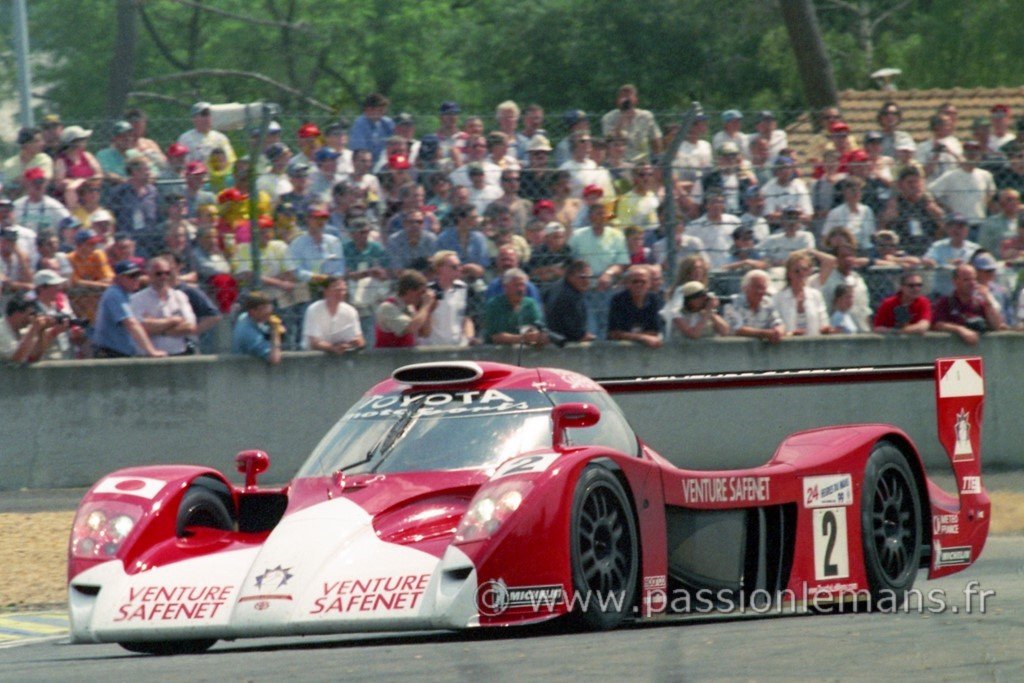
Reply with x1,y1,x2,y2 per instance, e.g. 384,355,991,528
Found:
67,357,989,652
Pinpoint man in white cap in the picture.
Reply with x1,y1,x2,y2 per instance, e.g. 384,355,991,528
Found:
177,101,236,165
33,269,83,359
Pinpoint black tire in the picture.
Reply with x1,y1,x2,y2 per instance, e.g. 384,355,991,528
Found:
176,485,235,538
569,465,639,630
119,639,217,656
860,442,922,609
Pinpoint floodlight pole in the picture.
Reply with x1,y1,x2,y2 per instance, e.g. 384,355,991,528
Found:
659,103,702,287
12,0,34,127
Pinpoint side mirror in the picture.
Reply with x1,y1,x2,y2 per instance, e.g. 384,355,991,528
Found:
236,450,270,489
551,403,601,451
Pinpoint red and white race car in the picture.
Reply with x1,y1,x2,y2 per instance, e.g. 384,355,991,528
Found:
68,357,989,654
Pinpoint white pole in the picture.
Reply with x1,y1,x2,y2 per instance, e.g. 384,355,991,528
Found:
12,0,35,127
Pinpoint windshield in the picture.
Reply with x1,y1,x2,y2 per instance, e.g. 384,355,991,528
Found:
297,389,554,477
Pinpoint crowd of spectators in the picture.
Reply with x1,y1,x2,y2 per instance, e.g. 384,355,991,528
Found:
3,89,1024,364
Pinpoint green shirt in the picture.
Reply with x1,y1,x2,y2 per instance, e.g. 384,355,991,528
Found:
483,295,543,343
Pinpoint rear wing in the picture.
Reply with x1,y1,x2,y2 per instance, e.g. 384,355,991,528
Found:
598,357,985,485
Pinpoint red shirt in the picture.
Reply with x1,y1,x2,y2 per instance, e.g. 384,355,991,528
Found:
873,294,931,329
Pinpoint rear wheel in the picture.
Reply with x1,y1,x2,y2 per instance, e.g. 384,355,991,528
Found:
569,466,638,630
860,442,922,609
176,484,235,537
119,639,217,656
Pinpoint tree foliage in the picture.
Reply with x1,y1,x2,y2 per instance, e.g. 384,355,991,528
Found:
4,0,1024,126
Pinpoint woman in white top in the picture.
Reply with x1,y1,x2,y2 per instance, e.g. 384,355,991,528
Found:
773,250,832,336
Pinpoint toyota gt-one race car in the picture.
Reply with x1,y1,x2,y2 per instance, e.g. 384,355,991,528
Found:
68,357,989,654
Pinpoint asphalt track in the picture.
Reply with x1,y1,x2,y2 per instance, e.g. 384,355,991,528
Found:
2,536,1021,682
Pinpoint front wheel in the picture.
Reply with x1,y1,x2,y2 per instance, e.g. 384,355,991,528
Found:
119,639,217,656
569,465,639,630
860,442,923,609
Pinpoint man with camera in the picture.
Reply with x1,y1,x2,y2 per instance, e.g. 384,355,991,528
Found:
33,269,87,360
600,84,662,163
931,264,1004,345
420,251,476,347
0,294,68,363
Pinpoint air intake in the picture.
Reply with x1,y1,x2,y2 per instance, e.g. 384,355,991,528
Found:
392,361,484,385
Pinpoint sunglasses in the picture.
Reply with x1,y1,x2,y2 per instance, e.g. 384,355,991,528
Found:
152,271,172,277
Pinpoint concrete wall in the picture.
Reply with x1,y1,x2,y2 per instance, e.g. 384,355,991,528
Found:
2,333,1022,491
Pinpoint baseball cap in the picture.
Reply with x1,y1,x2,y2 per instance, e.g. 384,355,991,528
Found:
395,112,415,126
314,147,341,162
828,121,850,134
722,109,743,123
298,123,321,139
264,142,289,161
111,120,133,135
681,281,708,299
389,154,411,170
527,135,553,153
774,155,795,168
325,121,348,136
756,110,775,122
533,199,555,215
33,269,67,287
287,161,311,177
190,101,212,117
23,167,46,181
972,253,999,271
166,142,189,158
41,113,61,127
89,208,114,224
267,120,282,133
864,130,884,143
185,160,208,175
60,126,93,145
114,260,142,276
718,141,740,156
563,109,588,127
991,104,1010,118
307,204,330,218
348,217,372,233
439,101,461,115
583,184,604,198
895,138,917,152
543,221,566,236
846,149,870,163
57,216,81,232
74,228,101,245
732,226,754,240
945,212,969,225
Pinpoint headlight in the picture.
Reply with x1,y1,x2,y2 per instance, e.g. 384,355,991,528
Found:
454,479,531,544
71,501,143,560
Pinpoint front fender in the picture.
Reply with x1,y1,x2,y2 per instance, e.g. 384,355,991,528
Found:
454,449,659,626
68,466,232,582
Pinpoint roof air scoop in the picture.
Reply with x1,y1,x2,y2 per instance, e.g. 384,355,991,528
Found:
392,361,484,385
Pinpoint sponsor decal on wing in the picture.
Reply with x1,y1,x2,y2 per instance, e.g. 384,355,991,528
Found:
492,453,559,479
803,474,853,508
961,476,982,495
93,476,167,500
113,584,235,622
681,476,770,504
238,565,295,606
933,542,972,568
933,514,959,536
953,408,973,460
476,579,564,616
937,359,984,398
309,574,431,615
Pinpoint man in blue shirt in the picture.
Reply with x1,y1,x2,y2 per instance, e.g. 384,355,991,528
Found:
232,291,283,365
348,93,395,164
91,260,167,358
